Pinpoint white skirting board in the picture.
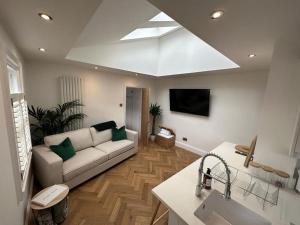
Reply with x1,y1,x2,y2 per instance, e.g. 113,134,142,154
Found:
175,141,208,156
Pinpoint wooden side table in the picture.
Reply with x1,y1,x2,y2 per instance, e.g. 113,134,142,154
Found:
31,184,69,225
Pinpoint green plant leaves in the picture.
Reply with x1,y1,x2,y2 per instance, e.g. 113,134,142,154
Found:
149,103,161,135
149,103,161,116
28,100,86,145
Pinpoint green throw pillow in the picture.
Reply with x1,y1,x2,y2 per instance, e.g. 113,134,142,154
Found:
50,137,76,161
112,126,127,141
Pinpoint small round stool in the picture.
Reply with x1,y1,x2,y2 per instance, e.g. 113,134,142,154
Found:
31,184,69,225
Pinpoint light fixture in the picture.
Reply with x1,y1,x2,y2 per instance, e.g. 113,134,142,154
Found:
38,13,53,21
38,48,46,52
248,54,256,58
94,66,98,70
211,10,224,19
135,73,138,76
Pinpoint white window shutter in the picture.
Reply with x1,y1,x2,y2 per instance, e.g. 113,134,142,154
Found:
11,96,32,179
21,99,32,153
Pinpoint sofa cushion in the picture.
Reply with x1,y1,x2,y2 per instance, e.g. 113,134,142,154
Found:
50,137,76,161
90,127,112,146
63,147,108,181
95,139,134,159
44,128,93,152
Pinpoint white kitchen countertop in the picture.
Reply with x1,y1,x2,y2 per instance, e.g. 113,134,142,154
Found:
152,142,300,225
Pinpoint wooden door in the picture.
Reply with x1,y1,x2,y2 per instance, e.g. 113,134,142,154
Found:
141,88,149,146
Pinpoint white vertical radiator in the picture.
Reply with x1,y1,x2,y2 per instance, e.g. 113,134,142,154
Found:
59,76,84,131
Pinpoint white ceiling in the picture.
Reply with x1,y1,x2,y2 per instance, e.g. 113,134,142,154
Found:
148,0,300,71
67,27,239,76
73,0,160,47
66,0,239,76
0,0,103,61
0,0,299,74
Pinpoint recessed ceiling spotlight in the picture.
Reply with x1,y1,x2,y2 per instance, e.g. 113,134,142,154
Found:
94,66,98,70
38,13,53,21
38,48,46,52
248,54,256,58
211,10,224,19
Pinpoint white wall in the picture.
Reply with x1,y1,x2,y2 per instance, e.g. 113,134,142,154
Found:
25,60,270,158
157,28,238,76
24,61,156,128
255,34,300,175
155,70,268,153
0,24,31,225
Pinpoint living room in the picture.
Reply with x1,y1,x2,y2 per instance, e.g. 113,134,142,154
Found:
1,1,300,225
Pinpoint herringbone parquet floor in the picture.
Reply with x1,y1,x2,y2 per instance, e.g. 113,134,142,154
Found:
62,143,200,225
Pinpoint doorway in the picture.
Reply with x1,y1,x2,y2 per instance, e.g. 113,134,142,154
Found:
125,87,149,145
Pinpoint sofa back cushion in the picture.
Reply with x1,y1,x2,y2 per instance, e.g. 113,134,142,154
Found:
44,128,93,151
90,127,112,146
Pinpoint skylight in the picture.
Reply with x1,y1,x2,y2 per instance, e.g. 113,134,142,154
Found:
120,26,179,40
149,12,174,22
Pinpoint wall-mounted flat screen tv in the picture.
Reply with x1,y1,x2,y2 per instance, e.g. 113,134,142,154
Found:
169,89,210,116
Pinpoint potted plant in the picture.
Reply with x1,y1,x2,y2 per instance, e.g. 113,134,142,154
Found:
28,100,86,145
149,103,161,141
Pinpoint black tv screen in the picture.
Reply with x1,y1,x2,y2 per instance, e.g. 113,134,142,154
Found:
169,89,210,116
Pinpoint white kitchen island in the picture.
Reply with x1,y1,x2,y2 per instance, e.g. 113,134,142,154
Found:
152,142,300,225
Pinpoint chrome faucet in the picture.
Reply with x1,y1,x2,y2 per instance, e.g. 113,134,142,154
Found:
196,153,231,199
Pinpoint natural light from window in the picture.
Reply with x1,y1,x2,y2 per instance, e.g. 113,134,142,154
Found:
7,58,32,193
120,26,179,40
149,12,174,22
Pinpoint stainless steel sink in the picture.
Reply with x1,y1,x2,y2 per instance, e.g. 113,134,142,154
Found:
194,190,271,225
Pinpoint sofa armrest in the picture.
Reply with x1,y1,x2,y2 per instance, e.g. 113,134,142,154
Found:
126,129,138,148
32,145,63,187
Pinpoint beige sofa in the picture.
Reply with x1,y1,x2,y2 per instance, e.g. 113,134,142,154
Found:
33,127,138,188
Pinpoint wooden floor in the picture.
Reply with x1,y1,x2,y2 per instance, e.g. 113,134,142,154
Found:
62,143,200,225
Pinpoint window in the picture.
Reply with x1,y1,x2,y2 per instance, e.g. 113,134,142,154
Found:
120,11,180,41
7,64,22,94
149,12,175,22
120,26,179,40
7,60,32,187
